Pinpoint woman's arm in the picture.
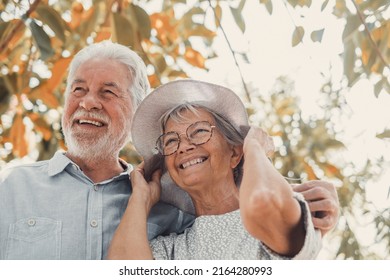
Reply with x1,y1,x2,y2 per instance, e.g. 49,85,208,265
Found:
107,163,161,260
239,127,305,257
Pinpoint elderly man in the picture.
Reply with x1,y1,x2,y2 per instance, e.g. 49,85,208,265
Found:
0,41,338,260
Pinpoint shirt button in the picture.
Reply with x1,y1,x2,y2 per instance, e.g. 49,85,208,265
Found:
27,219,36,226
90,220,98,228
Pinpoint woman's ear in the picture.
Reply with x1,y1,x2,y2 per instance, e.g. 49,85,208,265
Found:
230,145,243,169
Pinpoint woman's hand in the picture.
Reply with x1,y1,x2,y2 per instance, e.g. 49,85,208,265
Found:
130,162,162,213
243,127,275,157
107,161,159,260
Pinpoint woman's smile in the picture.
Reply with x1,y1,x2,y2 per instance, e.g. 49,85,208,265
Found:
179,156,208,169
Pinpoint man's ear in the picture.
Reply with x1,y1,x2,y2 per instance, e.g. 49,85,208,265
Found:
230,145,243,169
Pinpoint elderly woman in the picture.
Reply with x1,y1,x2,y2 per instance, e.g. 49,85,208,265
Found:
108,80,324,259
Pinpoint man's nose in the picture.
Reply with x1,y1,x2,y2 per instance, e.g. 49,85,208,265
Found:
79,93,102,111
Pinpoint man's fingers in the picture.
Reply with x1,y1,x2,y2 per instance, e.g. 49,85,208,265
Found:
291,183,312,193
307,199,336,213
311,216,333,232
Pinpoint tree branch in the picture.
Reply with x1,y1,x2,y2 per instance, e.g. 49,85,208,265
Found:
207,0,251,102
351,0,389,69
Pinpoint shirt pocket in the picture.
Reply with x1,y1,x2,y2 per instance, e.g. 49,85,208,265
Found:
5,217,62,260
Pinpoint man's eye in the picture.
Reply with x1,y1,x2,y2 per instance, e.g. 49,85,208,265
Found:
72,87,85,95
103,89,117,96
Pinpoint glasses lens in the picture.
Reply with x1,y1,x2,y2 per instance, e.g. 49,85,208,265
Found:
187,121,213,145
157,132,179,155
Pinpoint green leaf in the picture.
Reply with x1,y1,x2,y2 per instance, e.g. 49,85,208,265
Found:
35,4,67,43
152,53,167,74
230,0,246,33
292,26,304,47
376,130,390,139
311,28,324,42
265,0,273,15
112,13,134,47
185,6,205,16
182,7,205,30
300,0,312,7
186,24,216,38
77,6,100,41
321,0,330,11
287,0,299,7
342,15,361,43
132,4,151,39
29,20,55,61
259,0,272,13
361,0,389,11
374,79,384,97
214,3,222,27
0,76,11,115
343,41,359,86
333,0,348,18
0,21,10,39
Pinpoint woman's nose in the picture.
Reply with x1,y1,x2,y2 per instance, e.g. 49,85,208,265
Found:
177,134,196,153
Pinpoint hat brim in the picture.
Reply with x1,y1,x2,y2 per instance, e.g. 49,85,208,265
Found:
131,79,249,214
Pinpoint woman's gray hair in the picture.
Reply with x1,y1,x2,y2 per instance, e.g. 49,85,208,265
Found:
159,103,245,185
65,40,150,112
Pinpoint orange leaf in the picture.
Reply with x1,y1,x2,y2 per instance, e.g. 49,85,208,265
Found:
371,26,383,43
148,74,160,88
303,161,318,180
0,19,26,60
150,13,178,44
361,40,370,66
29,84,60,108
9,113,28,157
47,57,72,90
95,27,112,42
324,163,341,178
28,112,52,141
69,2,84,30
7,19,26,50
35,122,52,141
184,47,205,68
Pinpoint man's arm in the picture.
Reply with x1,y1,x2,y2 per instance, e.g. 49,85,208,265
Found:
292,181,339,236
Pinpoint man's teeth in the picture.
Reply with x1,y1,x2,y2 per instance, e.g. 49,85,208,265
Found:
181,158,206,169
78,120,103,127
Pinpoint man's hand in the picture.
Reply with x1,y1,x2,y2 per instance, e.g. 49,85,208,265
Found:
292,180,339,236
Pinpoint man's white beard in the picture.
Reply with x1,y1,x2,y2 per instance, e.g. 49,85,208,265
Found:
62,108,132,165
63,124,131,165
64,131,123,164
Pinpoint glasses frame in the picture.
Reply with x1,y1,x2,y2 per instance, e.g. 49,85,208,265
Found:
155,121,216,156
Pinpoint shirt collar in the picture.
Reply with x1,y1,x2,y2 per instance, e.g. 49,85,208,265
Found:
47,151,133,177
48,151,73,176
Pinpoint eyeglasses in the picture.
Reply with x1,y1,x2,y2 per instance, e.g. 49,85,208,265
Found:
156,121,216,156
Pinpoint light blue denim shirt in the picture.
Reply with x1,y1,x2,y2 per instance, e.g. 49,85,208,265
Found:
0,152,194,260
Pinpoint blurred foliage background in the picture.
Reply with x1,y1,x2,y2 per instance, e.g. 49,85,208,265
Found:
0,0,389,259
